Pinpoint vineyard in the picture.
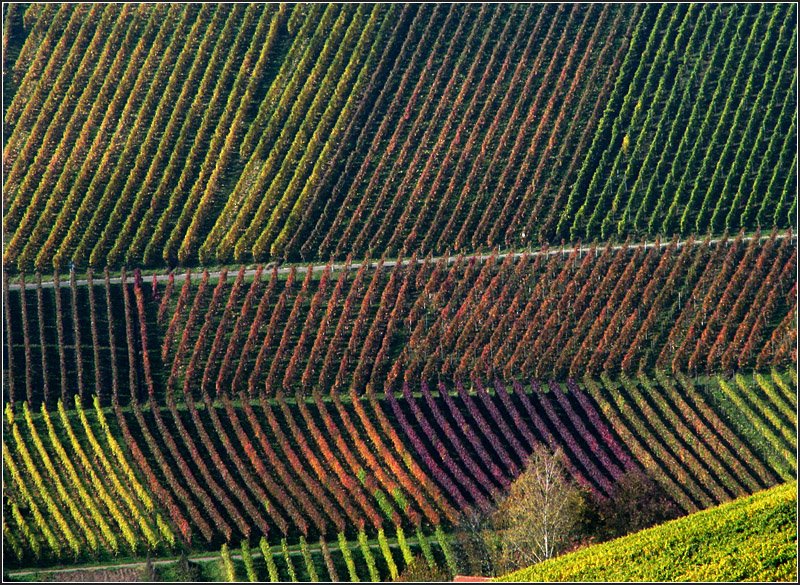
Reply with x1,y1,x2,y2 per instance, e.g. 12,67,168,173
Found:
4,371,797,567
3,4,797,271
2,236,797,574
2,2,798,582
3,234,796,408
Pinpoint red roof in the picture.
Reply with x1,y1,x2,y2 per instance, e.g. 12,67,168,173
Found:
453,576,491,582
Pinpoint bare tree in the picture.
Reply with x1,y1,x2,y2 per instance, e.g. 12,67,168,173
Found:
491,444,582,572
452,505,497,576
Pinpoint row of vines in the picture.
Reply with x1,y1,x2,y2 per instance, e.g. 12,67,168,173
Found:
4,233,795,408
4,369,795,565
4,4,795,271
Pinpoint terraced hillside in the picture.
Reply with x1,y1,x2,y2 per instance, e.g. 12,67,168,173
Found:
3,234,796,408
4,371,796,566
2,3,797,581
3,4,796,271
3,234,797,570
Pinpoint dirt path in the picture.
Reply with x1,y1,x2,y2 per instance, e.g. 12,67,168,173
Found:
6,554,229,578
6,233,792,291
5,538,410,578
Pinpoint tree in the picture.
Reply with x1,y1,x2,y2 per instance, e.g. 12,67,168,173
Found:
593,470,679,541
139,551,157,582
491,445,584,572
452,445,587,577
174,549,201,582
452,506,497,577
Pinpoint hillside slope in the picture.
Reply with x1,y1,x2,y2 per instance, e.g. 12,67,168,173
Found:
496,481,797,582
1,2,797,579
4,369,795,566
3,234,795,408
3,4,796,271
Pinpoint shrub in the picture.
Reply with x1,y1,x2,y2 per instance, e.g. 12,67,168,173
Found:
394,554,451,582
591,470,681,541
242,539,257,582
221,543,237,582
